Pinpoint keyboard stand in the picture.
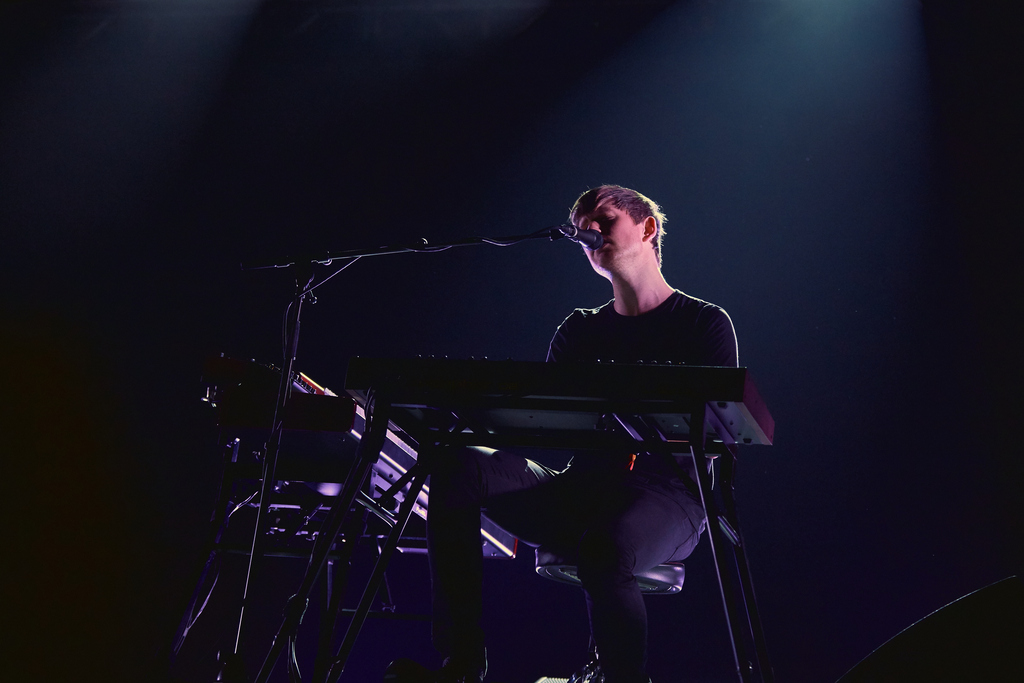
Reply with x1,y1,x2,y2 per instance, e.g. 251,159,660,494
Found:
250,360,776,683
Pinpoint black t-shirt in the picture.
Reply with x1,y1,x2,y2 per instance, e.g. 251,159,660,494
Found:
545,290,738,485
546,290,738,367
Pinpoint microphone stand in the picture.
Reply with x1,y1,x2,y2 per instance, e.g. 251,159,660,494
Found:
219,262,314,682
222,224,571,682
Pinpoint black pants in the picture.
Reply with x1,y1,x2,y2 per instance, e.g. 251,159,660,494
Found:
427,447,705,682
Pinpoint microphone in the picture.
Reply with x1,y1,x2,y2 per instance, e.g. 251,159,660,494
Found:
557,223,604,250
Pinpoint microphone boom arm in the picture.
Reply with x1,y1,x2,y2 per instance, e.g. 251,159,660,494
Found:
241,225,574,270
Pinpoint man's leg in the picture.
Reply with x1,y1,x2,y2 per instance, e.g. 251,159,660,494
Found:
575,481,703,683
426,447,557,673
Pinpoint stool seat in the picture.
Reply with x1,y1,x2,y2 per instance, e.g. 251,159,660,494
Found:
534,548,685,595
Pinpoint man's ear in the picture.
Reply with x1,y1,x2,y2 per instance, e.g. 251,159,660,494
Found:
641,215,658,243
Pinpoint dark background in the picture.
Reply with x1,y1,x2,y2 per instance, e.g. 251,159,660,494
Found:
2,0,1020,681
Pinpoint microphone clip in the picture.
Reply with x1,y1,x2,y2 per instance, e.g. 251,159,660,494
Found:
555,223,604,250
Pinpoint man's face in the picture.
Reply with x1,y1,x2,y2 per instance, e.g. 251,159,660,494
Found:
574,200,655,278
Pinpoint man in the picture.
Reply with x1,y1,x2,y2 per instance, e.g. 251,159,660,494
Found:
386,185,738,683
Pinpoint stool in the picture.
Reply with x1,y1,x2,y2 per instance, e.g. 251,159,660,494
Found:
534,548,686,595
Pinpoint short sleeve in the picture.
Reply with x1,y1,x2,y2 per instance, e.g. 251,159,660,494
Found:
696,306,739,367
546,312,578,362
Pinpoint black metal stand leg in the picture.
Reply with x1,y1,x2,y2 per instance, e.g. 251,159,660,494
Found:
718,451,774,683
310,509,364,683
325,463,430,683
172,439,242,663
251,394,393,683
312,559,336,683
688,404,752,683
312,558,344,683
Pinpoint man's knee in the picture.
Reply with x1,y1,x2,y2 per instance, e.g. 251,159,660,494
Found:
429,447,494,496
435,446,495,475
576,527,635,585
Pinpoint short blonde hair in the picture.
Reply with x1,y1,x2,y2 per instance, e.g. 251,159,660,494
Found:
569,185,667,265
